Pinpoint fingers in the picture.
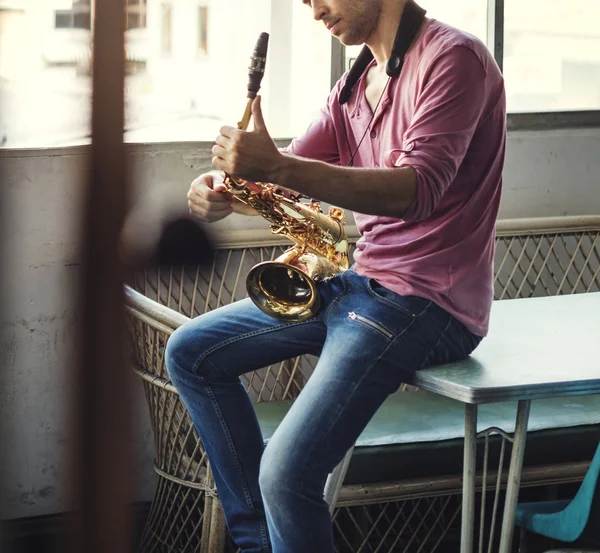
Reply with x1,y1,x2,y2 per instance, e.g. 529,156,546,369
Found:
212,99,275,181
214,134,231,148
211,143,228,161
187,173,233,223
219,125,238,139
187,194,233,223
213,132,237,173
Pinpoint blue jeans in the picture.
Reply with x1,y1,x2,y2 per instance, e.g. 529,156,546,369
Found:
165,269,482,553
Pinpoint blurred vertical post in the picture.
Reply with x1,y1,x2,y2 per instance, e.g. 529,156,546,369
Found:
71,0,132,551
0,82,6,553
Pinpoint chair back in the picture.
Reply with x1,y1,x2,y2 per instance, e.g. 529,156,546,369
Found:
581,442,600,544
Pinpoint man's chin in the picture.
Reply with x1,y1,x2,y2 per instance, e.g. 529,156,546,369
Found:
337,34,362,47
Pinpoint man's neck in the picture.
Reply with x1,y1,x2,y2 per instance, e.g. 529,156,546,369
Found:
365,0,408,68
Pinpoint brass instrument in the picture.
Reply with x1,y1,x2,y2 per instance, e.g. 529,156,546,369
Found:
223,33,349,321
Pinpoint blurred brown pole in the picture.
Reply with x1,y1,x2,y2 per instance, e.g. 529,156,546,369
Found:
71,0,131,551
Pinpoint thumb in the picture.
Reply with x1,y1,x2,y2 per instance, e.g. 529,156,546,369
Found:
252,96,267,132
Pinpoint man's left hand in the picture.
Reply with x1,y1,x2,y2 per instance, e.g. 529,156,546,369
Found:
212,96,283,183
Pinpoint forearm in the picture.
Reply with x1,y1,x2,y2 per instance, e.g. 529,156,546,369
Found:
273,154,417,218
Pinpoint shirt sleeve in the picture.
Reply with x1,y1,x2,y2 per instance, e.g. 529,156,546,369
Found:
395,46,488,223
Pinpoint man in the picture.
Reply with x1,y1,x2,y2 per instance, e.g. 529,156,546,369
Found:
166,0,506,551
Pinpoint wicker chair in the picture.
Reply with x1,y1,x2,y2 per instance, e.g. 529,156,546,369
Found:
126,216,600,553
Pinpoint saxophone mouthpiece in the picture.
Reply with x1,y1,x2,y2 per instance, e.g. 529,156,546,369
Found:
247,32,269,99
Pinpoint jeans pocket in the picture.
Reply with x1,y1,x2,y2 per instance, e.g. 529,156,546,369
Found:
347,311,394,340
366,278,430,318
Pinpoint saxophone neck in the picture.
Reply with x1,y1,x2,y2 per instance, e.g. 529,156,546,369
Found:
281,199,346,245
237,98,253,131
222,98,254,191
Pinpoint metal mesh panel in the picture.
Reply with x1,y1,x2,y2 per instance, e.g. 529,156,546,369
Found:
494,230,600,299
223,498,463,553
140,476,207,553
134,245,294,317
332,497,462,553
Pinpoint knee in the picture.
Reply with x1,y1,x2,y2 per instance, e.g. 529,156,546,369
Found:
258,445,285,503
165,322,201,382
259,435,316,502
259,441,290,502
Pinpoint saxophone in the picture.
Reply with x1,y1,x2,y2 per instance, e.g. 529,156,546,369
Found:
223,33,349,321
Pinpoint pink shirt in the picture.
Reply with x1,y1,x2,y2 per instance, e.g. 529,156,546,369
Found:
287,19,506,336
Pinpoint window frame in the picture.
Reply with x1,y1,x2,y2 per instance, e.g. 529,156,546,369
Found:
329,0,600,131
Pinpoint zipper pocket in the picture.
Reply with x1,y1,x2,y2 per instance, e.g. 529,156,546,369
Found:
348,311,394,339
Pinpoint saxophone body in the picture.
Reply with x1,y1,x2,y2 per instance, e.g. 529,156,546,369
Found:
223,32,349,321
225,175,349,321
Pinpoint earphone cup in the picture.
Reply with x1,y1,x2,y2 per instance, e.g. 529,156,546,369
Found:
386,54,402,77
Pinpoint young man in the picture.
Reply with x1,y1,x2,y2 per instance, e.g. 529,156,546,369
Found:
166,0,506,551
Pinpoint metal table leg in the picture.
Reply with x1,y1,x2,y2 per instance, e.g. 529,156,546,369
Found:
499,399,531,553
462,404,478,553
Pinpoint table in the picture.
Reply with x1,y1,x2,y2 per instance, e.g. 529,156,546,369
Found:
409,292,600,553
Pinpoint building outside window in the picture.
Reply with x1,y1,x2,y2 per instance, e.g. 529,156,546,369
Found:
126,0,147,31
54,0,91,30
198,5,208,57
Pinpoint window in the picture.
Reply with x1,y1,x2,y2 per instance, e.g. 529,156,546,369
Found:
126,0,147,31
54,0,91,30
3,0,599,150
504,0,600,112
161,4,173,55
198,6,208,57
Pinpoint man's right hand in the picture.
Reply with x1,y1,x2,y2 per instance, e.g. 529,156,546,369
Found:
187,171,256,223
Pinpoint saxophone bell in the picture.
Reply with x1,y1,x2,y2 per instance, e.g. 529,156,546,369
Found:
246,246,345,321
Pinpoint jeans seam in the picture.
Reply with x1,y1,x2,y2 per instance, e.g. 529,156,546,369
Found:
456,317,483,349
418,314,453,370
322,273,348,322
191,319,318,374
203,375,258,511
204,381,271,552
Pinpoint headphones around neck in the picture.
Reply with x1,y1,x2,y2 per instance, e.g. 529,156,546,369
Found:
338,0,426,105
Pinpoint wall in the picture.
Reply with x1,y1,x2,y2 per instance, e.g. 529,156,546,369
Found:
1,127,600,520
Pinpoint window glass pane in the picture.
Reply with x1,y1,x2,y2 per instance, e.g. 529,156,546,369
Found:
55,11,72,29
127,12,142,31
504,0,600,112
0,0,331,147
124,0,331,143
73,11,91,30
418,0,487,42
345,0,488,71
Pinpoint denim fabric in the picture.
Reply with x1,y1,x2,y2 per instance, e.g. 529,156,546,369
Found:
165,269,482,553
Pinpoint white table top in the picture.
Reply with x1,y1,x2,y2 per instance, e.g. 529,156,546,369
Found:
410,293,600,404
